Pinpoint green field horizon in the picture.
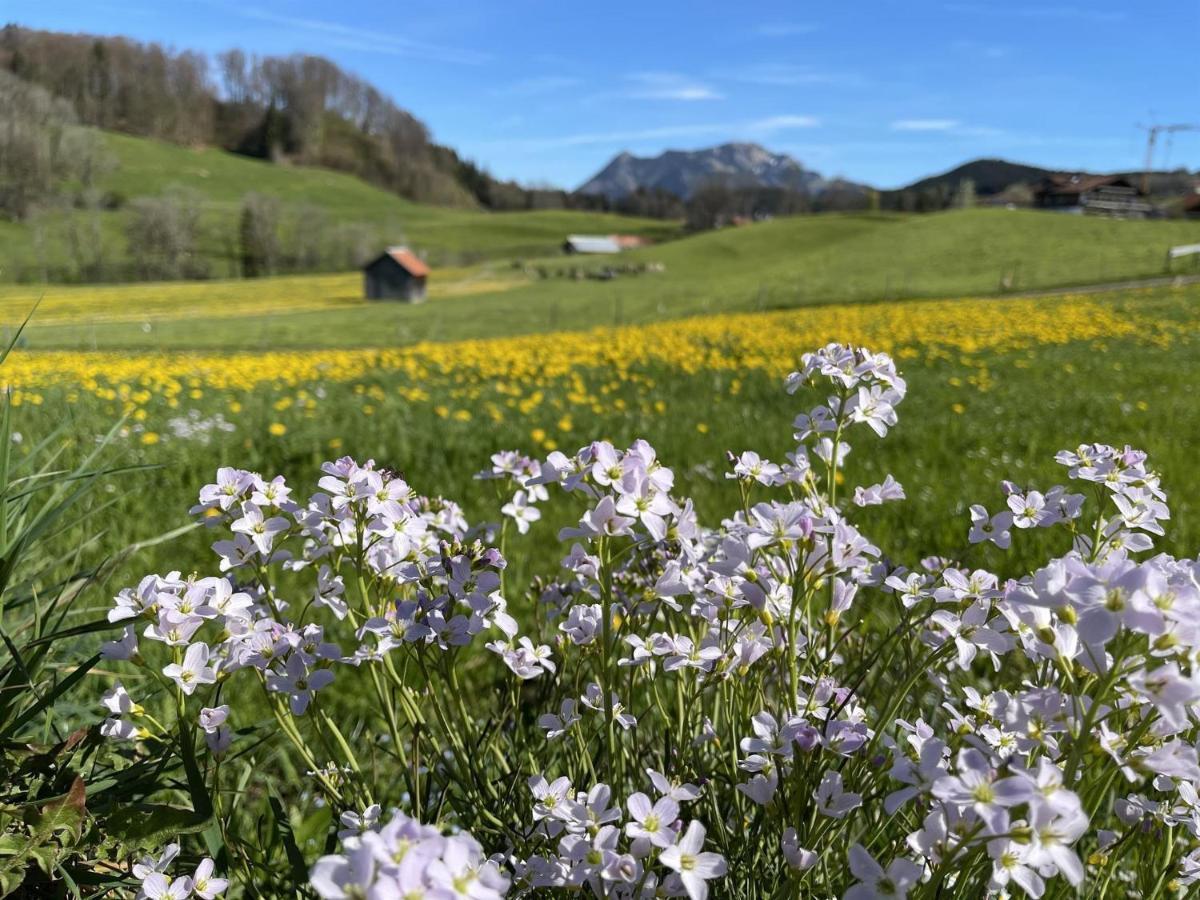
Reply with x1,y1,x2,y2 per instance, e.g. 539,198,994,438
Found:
2,204,1197,352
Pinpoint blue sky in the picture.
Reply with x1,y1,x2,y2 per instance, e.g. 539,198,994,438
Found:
6,0,1199,188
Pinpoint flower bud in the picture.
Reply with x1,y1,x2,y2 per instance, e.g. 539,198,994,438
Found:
1152,633,1178,652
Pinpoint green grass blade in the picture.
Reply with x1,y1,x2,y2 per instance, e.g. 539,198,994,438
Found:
0,297,41,367
0,653,100,741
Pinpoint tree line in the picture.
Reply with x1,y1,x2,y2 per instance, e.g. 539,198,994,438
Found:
14,186,394,284
681,181,875,229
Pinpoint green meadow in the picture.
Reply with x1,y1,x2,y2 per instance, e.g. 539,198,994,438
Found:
6,282,1197,592
2,206,1197,350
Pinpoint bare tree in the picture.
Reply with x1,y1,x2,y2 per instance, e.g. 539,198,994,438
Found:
686,181,735,231
64,196,109,281
239,192,281,277
126,187,207,281
329,223,376,270
953,178,977,209
0,70,79,218
280,202,328,272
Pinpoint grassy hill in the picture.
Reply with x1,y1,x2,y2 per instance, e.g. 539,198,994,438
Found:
894,158,1052,197
3,208,1197,351
0,130,680,283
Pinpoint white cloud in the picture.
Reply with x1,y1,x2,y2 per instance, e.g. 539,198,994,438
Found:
478,114,819,152
626,72,724,102
718,63,863,88
657,86,723,101
230,6,490,65
951,40,1010,59
891,119,961,132
944,3,1125,23
748,115,821,133
754,22,819,37
890,120,1008,139
484,124,727,151
493,76,581,96
958,124,1007,138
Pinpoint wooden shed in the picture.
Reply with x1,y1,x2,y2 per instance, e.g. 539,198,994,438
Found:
562,234,621,255
363,247,430,301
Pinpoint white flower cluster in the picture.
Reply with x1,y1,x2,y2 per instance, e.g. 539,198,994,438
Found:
165,410,237,444
311,808,509,899
967,441,1166,554
132,843,226,900
477,450,550,535
519,774,724,900
101,457,518,747
95,342,1200,898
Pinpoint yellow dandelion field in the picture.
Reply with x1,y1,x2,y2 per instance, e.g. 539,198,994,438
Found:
1,294,1183,410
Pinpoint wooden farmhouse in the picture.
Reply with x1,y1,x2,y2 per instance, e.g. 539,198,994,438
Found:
363,247,430,301
1033,174,1150,218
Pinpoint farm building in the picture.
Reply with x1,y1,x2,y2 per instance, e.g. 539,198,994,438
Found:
363,247,430,301
563,234,621,254
1183,189,1200,219
1033,174,1150,218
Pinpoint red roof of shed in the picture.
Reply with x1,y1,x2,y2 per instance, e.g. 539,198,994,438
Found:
385,247,430,277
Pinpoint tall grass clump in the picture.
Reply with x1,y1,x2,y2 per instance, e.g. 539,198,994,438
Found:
0,313,196,896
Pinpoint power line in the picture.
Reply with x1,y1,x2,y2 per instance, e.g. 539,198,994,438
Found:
1138,123,1200,195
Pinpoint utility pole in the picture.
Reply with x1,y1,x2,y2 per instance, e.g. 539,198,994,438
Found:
1139,123,1200,195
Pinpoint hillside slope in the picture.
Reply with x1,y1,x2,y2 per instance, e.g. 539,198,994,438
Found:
897,158,1052,197
0,130,680,283
6,208,1197,351
887,158,1199,207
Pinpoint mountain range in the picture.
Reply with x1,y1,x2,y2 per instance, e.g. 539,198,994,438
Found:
577,143,868,201
578,145,1198,205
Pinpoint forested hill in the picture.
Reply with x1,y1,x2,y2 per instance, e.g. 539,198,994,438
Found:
0,24,601,213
